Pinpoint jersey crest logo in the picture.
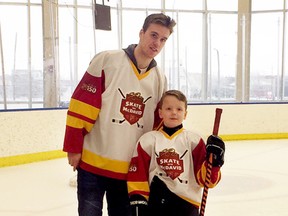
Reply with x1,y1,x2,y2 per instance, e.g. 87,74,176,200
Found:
112,88,152,127
120,92,145,125
157,148,184,180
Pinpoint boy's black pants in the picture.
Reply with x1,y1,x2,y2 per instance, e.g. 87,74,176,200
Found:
148,176,199,216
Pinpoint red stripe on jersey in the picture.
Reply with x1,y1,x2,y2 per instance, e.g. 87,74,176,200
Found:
80,161,127,180
128,144,151,182
63,126,88,153
67,110,96,124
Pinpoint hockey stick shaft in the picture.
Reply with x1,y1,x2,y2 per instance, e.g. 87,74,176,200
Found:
212,108,222,136
199,108,223,216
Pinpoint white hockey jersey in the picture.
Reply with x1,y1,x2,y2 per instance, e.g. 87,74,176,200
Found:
127,127,221,207
63,45,167,180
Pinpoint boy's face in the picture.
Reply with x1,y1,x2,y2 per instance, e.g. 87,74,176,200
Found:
159,95,187,128
138,23,171,59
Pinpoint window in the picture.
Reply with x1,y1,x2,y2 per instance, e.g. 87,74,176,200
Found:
250,12,284,101
0,5,30,109
252,0,284,11
165,0,203,10
207,0,238,11
164,12,204,101
0,0,288,110
121,0,161,9
208,13,238,101
122,10,148,48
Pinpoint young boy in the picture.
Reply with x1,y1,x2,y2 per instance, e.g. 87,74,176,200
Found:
127,90,225,216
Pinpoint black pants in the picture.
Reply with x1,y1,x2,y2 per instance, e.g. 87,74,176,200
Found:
148,176,199,216
77,168,131,216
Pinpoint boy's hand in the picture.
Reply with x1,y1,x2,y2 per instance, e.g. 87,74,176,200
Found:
206,135,225,167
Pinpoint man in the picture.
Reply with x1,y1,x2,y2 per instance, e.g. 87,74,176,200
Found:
63,13,176,216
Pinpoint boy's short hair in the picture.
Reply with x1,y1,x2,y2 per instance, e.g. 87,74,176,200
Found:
142,13,176,34
160,90,188,110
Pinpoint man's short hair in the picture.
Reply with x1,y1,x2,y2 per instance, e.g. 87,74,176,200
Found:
142,13,176,34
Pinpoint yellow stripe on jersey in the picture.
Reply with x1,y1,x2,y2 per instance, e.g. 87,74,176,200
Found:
127,181,150,198
82,149,130,174
69,98,100,120
66,115,94,132
130,60,150,80
161,128,184,139
179,195,200,207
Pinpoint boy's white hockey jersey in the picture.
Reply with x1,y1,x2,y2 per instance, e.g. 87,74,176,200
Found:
127,127,221,207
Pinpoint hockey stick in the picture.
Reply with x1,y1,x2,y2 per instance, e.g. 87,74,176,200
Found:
199,108,223,216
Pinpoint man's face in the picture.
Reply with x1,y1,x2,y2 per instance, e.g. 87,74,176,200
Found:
138,23,171,59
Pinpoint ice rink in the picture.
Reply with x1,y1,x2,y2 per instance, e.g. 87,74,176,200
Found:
0,139,287,216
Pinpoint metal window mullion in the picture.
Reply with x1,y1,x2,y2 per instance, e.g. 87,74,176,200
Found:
118,0,123,49
0,24,7,109
280,0,287,99
74,1,78,85
202,9,208,101
28,0,32,108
